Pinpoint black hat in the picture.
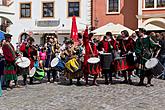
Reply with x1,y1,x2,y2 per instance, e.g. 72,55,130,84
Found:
4,33,12,38
138,28,147,34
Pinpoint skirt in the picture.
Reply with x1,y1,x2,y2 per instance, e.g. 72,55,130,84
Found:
4,63,17,81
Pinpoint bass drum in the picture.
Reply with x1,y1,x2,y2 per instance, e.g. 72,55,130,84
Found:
145,58,164,77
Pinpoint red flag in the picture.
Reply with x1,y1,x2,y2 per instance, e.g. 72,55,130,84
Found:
70,16,78,42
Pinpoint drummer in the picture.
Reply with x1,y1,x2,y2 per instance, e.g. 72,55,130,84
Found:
44,36,59,83
61,39,82,85
2,34,19,90
98,32,116,84
83,28,100,86
135,28,161,87
20,36,36,85
116,30,133,84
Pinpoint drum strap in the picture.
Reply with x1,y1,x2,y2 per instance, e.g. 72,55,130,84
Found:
88,43,94,56
121,40,127,52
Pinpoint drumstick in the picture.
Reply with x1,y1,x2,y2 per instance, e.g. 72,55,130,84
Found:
155,49,160,58
88,43,94,56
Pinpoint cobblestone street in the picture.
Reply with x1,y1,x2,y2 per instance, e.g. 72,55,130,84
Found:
0,77,165,110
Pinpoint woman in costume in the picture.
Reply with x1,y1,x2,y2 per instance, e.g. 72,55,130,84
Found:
83,29,100,86
2,34,18,89
116,30,135,84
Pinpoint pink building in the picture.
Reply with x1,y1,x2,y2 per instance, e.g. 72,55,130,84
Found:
92,0,165,31
92,0,138,31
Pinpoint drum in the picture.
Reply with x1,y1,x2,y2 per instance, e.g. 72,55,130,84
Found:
65,58,80,73
87,57,101,75
29,67,36,77
145,58,164,77
126,53,135,65
114,57,128,72
100,53,113,69
51,57,65,71
126,52,136,70
15,57,30,68
29,67,45,80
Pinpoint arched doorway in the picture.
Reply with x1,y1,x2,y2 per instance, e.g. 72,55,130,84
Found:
19,33,29,43
142,18,165,29
0,16,13,32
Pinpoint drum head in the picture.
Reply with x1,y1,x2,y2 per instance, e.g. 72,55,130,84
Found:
29,67,36,77
100,53,112,55
16,57,30,68
145,58,158,69
87,57,100,64
51,58,59,67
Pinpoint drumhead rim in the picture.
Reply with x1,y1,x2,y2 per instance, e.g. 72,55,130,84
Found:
145,58,158,69
16,57,30,68
51,57,59,67
87,57,100,64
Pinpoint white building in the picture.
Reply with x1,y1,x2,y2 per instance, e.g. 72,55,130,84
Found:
9,0,92,46
0,0,14,32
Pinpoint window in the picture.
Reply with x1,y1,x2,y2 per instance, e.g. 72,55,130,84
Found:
20,3,31,18
157,0,165,7
145,0,154,8
43,2,54,17
107,0,120,14
68,2,80,17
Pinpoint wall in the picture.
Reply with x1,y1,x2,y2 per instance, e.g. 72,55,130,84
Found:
9,0,91,46
92,0,138,30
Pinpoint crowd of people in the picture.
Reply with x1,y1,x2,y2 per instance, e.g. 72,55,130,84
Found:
0,27,165,97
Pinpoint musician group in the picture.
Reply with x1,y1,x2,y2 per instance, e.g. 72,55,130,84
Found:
1,27,165,96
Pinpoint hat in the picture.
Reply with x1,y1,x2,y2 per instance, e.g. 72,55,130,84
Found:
4,33,12,38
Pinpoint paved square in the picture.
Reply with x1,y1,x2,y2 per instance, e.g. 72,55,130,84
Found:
0,77,165,110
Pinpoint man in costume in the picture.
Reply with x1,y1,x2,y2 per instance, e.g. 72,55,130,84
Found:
98,32,116,84
135,28,160,87
61,39,82,85
20,37,36,85
83,28,100,86
2,34,18,89
45,37,58,83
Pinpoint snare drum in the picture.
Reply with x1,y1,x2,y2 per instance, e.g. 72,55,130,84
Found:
15,57,30,68
65,58,80,73
145,58,164,77
100,53,113,69
87,57,101,75
51,57,65,71
114,57,128,72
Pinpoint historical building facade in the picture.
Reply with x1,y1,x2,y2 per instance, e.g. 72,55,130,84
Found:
137,0,165,29
9,0,92,45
